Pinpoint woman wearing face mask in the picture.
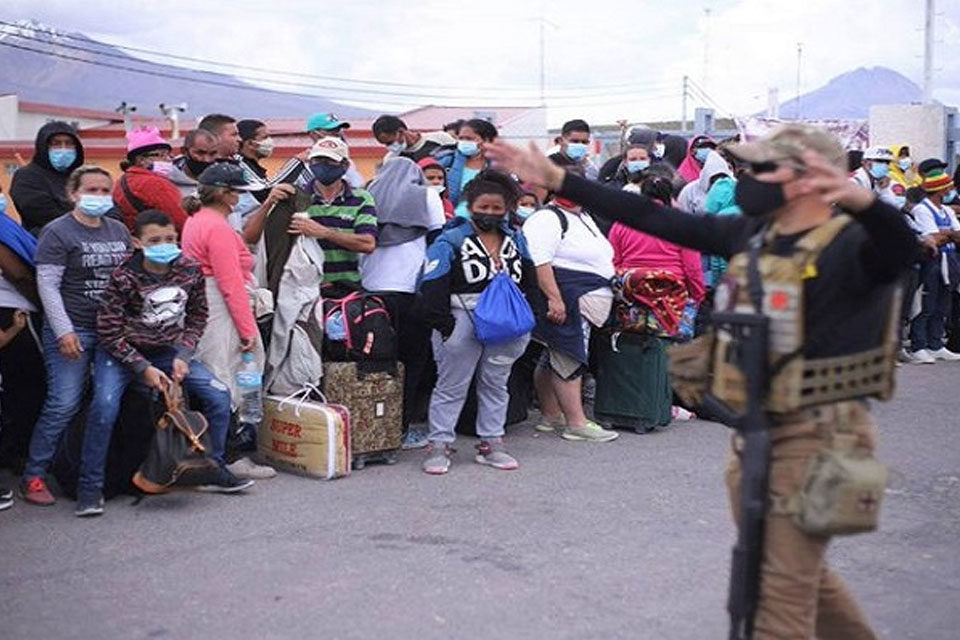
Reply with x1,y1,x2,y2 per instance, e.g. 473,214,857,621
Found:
598,175,705,432
449,119,498,218
514,191,541,227
676,135,717,185
114,127,189,232
19,166,132,507
418,158,454,219
887,144,922,191
418,171,538,475
181,162,275,480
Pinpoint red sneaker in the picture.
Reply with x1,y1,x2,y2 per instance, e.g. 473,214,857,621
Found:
20,476,55,506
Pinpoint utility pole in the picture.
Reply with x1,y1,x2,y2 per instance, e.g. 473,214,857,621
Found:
159,103,188,139
795,42,803,120
539,18,546,107
923,0,934,103
682,75,689,133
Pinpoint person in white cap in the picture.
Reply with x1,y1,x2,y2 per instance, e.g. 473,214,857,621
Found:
851,146,900,206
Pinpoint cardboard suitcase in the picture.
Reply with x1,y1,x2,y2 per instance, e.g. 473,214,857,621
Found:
258,391,351,479
322,362,403,469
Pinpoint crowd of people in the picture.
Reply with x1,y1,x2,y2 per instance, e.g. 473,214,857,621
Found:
0,108,957,516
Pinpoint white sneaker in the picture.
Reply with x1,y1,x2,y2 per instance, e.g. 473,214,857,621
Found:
929,347,960,362
908,349,936,364
226,457,277,479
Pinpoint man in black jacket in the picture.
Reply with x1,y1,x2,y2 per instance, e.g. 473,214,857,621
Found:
10,121,85,235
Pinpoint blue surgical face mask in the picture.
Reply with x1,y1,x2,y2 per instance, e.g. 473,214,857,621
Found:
457,140,480,157
49,148,77,172
516,206,535,220
694,147,710,164
944,189,958,204
387,140,406,154
565,142,589,161
868,162,890,180
143,243,182,265
0,193,6,214
898,158,912,171
77,194,114,217
627,160,650,174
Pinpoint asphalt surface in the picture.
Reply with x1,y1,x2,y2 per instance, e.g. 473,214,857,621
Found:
1,363,958,640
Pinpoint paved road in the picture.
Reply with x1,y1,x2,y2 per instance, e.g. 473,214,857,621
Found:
1,364,958,639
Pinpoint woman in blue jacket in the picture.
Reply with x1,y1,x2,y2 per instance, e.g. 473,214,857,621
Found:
418,171,539,475
448,119,498,217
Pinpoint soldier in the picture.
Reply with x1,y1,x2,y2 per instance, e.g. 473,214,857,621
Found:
486,124,917,640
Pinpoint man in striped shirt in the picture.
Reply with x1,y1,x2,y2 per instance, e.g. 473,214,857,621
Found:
287,138,378,290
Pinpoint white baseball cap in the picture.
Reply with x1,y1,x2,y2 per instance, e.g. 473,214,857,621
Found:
308,137,350,162
862,146,894,162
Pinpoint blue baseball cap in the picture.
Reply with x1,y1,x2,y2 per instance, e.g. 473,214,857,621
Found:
306,113,351,132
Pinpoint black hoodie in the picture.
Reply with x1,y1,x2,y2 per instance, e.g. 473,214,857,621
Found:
9,121,85,235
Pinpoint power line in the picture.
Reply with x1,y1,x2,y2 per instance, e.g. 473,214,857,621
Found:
0,21,676,97
0,39,681,110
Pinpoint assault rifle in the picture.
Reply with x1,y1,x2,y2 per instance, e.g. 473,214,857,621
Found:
701,307,771,640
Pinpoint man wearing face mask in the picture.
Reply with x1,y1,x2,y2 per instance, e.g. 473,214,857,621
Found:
301,113,365,189
170,129,220,199
850,146,900,207
548,119,598,181
10,121,85,235
487,123,918,640
114,127,189,232
373,115,456,167
287,138,377,293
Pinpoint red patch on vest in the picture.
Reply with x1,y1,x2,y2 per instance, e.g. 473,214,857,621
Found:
769,290,790,311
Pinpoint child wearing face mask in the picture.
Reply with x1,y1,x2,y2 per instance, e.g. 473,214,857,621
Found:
73,209,251,516
418,158,454,219
19,165,132,509
417,171,539,475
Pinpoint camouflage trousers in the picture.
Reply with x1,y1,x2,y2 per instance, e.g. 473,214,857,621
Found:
725,400,879,640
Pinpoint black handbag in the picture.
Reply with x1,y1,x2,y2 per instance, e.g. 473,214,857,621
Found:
132,383,222,494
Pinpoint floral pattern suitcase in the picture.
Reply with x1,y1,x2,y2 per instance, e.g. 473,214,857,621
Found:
322,362,403,469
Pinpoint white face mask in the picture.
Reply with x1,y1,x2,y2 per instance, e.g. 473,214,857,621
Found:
428,184,446,194
387,140,406,154
150,161,173,177
254,137,275,158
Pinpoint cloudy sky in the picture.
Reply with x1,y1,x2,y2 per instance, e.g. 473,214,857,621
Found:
5,0,960,126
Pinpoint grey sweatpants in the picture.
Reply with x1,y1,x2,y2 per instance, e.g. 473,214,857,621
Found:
428,308,530,444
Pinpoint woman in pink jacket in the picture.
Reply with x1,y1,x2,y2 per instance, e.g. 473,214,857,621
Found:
181,162,274,480
594,175,705,432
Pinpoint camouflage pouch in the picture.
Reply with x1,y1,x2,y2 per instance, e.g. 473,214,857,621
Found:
666,331,714,408
779,433,888,536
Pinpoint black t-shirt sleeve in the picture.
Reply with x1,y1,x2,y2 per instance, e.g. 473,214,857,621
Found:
847,198,920,283
559,172,753,258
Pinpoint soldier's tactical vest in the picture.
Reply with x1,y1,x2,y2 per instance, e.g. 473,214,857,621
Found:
711,215,900,414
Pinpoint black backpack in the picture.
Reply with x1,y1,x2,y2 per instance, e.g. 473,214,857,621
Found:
322,292,398,363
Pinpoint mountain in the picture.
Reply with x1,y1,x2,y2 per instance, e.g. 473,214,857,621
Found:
0,20,379,119
775,66,923,120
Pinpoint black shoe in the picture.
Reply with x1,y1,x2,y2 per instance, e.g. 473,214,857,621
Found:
75,492,105,517
0,486,12,512
197,467,254,494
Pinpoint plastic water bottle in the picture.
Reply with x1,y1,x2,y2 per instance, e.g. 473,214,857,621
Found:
236,352,263,426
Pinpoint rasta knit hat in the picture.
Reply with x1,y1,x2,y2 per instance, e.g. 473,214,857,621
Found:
921,168,954,194
126,127,171,162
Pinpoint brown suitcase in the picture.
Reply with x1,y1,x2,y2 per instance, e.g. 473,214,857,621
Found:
322,362,403,469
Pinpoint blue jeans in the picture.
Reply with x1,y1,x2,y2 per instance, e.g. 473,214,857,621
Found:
78,347,232,497
910,261,951,351
23,326,99,480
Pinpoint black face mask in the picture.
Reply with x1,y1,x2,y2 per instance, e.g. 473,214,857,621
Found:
734,173,787,217
310,163,348,186
185,157,213,177
471,214,502,232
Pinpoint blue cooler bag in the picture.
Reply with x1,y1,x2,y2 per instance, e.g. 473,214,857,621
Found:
472,272,536,345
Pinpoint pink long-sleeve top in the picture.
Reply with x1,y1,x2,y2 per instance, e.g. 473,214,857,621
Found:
608,221,706,304
181,208,258,340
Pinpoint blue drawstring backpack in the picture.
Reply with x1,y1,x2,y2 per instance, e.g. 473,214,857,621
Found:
471,271,536,345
